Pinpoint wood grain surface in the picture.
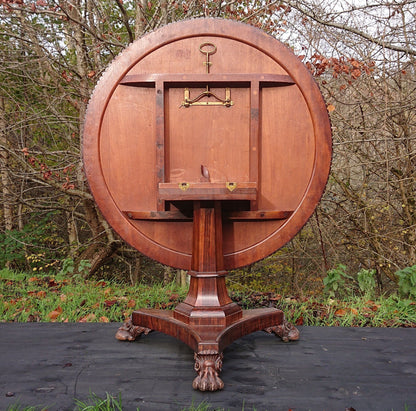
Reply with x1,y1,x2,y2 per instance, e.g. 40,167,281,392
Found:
83,18,332,270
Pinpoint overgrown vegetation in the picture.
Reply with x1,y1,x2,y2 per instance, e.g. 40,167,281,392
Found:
74,392,124,411
0,268,186,323
5,392,412,411
0,1,414,296
1,267,415,328
6,392,245,411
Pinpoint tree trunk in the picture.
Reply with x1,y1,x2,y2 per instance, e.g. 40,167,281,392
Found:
83,240,121,278
0,97,13,232
66,211,78,257
179,269,188,288
131,254,142,285
135,0,148,37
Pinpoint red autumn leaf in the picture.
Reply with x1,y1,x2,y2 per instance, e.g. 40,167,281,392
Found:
127,299,135,308
104,299,117,307
335,308,347,317
99,316,110,323
327,104,335,112
37,291,47,298
48,306,63,320
78,313,96,322
48,279,58,288
87,70,96,78
295,316,304,326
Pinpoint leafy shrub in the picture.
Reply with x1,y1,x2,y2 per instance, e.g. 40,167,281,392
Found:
0,212,64,271
60,258,91,276
396,265,416,299
323,264,353,298
357,268,377,297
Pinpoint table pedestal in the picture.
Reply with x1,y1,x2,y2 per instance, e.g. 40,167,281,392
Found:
116,201,299,390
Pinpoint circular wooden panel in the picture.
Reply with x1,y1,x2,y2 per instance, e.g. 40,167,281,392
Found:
83,19,332,270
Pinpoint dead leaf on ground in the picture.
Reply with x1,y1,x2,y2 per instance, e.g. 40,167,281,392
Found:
28,277,39,282
78,313,96,322
334,308,347,317
104,299,117,307
48,306,63,320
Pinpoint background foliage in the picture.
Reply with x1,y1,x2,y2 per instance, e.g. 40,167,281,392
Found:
0,0,415,297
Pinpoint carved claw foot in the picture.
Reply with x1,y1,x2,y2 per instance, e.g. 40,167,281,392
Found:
265,320,300,342
115,318,152,341
193,350,224,391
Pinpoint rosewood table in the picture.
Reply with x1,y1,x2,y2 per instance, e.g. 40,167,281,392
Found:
83,18,332,391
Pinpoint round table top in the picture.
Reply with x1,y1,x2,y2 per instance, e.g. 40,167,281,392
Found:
83,18,332,270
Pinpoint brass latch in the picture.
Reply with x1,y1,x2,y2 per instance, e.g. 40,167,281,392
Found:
180,86,233,108
226,182,237,192
179,182,190,191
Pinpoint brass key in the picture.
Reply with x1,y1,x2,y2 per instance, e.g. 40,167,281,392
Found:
199,42,217,73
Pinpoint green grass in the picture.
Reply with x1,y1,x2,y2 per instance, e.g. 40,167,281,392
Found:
1,267,415,327
0,268,187,323
228,290,416,328
6,405,47,411
277,294,416,327
6,394,248,411
74,392,124,410
5,393,411,411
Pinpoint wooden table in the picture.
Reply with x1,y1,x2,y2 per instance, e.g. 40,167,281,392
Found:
83,18,332,391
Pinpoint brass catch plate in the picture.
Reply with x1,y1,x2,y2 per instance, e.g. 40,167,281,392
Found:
179,182,190,191
226,182,237,192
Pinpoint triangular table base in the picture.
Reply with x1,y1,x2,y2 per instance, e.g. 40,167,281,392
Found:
116,307,299,391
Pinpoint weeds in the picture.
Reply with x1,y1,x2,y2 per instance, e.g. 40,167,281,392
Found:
74,392,124,410
1,266,415,327
323,264,353,298
230,290,416,327
357,268,377,297
7,395,251,411
396,265,416,299
0,268,186,323
6,405,47,411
